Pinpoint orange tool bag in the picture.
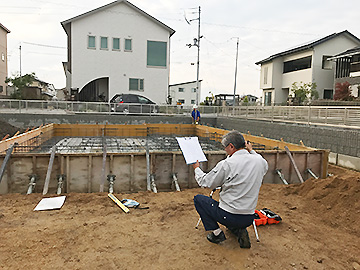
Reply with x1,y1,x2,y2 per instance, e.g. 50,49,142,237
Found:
254,208,282,225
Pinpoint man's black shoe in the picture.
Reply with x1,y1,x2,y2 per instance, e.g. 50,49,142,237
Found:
207,231,226,244
238,228,251,248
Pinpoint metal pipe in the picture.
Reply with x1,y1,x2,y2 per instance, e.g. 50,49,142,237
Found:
107,174,116,194
306,168,318,179
146,139,151,191
253,220,260,242
26,174,37,195
57,174,65,195
172,173,181,191
275,169,288,185
0,143,16,184
150,174,157,193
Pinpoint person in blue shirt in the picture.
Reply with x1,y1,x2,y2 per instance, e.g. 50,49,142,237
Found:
191,105,200,124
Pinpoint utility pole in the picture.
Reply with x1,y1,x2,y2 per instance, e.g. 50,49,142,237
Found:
186,6,202,105
19,45,22,76
233,38,239,106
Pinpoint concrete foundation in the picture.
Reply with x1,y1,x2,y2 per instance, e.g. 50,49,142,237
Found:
0,123,328,194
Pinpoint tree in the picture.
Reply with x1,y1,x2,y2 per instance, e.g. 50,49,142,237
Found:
333,81,354,101
5,72,36,99
290,81,318,104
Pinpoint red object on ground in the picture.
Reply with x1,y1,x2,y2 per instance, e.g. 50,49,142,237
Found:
254,210,268,226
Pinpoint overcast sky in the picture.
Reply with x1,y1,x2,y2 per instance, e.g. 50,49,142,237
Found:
2,0,360,100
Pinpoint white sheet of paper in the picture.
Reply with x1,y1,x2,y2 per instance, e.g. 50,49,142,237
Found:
176,137,207,165
34,196,66,211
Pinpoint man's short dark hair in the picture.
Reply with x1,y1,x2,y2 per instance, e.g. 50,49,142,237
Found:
221,130,245,149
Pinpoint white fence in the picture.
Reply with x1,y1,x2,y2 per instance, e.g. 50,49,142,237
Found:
1,99,360,128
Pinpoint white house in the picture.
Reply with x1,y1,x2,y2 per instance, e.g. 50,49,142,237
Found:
255,30,360,105
168,80,202,105
61,0,175,104
0,23,10,97
330,46,360,98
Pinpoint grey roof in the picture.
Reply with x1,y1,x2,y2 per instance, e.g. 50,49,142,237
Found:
61,0,175,36
169,80,203,87
255,30,360,65
0,23,10,33
330,45,360,60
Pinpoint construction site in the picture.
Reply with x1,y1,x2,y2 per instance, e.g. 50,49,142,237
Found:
0,118,359,270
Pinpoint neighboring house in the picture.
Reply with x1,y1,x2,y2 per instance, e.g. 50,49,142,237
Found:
61,0,175,104
330,46,360,98
18,78,57,100
243,94,258,103
255,30,360,105
168,80,202,105
0,23,10,97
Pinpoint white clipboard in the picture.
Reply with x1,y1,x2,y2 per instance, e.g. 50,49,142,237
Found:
176,137,207,165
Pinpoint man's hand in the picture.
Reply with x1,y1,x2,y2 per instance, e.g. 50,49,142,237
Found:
192,160,200,169
245,141,253,152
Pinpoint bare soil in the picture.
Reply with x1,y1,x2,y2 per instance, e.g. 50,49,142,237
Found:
0,165,359,270
0,119,24,140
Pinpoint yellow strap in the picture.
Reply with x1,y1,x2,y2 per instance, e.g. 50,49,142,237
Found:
108,193,130,213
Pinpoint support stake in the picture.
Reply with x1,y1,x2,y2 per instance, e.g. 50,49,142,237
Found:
0,143,16,184
56,174,65,195
275,169,288,185
150,174,157,193
27,174,37,195
42,146,56,195
284,146,304,183
107,174,116,194
306,168,318,179
172,173,181,191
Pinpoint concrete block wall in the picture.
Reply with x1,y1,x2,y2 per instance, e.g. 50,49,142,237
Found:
216,117,360,158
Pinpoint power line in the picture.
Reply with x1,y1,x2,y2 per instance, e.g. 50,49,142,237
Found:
22,42,66,49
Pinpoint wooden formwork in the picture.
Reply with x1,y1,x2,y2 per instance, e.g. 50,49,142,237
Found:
0,124,329,194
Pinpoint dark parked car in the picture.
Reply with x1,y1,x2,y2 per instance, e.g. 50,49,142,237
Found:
110,94,159,113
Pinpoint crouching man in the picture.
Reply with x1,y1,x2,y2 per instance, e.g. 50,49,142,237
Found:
192,130,268,248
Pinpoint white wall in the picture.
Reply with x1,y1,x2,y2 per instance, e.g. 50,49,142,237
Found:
0,27,8,96
313,35,360,98
69,2,171,104
169,81,200,105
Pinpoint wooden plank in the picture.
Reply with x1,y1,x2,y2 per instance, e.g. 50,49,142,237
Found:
108,193,129,213
42,146,57,195
284,146,304,183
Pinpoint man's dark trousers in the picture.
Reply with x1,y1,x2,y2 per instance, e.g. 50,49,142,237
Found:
194,194,254,231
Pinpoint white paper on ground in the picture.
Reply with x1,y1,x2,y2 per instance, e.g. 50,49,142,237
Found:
176,137,207,165
34,196,66,211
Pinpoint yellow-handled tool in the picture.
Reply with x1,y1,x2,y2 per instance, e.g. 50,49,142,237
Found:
108,193,130,213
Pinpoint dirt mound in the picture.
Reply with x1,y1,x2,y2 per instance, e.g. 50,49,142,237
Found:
0,165,359,269
0,119,24,140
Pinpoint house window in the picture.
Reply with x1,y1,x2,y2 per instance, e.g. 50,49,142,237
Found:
125,39,132,51
88,36,96,49
191,100,195,104
191,88,197,93
113,38,120,50
323,89,333,99
129,78,144,91
263,66,268,84
0,85,3,93
322,56,332,70
178,99,185,104
1,53,4,62
147,40,167,67
264,91,272,106
283,56,312,73
100,37,108,50
178,88,184,92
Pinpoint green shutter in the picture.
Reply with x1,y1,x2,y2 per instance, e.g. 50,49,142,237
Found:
88,36,95,48
101,37,108,49
113,38,120,50
125,39,132,51
147,41,167,67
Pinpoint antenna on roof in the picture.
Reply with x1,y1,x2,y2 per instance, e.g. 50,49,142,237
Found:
184,11,191,25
